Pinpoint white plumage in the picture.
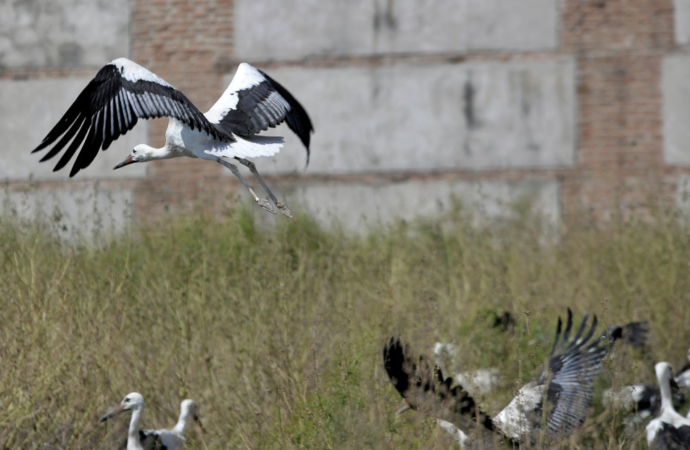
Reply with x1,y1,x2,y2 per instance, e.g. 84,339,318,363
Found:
32,58,313,217
646,362,690,449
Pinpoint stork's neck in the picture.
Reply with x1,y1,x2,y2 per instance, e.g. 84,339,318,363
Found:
172,414,187,435
659,373,674,412
142,144,175,161
128,408,144,450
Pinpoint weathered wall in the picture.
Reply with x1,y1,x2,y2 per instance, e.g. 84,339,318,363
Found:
1,0,688,232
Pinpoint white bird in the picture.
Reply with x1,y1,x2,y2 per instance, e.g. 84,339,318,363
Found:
383,310,619,448
117,399,203,450
31,58,314,217
646,362,690,449
100,392,148,450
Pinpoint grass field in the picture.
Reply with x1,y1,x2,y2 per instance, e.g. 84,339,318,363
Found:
0,201,689,449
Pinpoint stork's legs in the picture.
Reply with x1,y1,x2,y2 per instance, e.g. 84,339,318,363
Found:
235,158,292,218
215,158,276,214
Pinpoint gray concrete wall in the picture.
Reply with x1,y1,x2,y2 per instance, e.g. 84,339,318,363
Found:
663,55,690,165
676,0,690,45
226,59,577,175
234,0,559,60
0,0,129,68
283,179,560,230
2,186,133,239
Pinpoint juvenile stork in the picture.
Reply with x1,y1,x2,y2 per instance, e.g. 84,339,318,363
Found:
100,392,148,450
31,58,314,217
117,399,203,450
646,362,690,449
383,310,623,448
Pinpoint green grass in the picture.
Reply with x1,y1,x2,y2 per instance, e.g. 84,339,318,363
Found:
0,201,689,449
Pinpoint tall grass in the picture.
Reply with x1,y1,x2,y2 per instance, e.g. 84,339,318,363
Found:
0,202,688,449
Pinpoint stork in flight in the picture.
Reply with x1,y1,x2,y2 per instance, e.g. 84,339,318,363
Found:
383,310,633,448
31,58,314,217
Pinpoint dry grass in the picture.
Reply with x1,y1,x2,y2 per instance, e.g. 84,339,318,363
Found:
0,201,689,449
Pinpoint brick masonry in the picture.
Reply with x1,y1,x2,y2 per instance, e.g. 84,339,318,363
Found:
1,0,689,230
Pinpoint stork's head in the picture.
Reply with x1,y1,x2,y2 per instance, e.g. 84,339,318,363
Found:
114,144,161,169
100,392,145,422
180,399,204,432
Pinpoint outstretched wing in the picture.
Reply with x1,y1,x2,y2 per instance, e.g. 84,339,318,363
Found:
32,58,228,177
493,310,609,442
542,310,609,438
382,337,517,448
205,63,314,163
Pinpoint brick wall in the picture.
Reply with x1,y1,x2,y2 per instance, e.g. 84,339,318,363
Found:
2,0,690,232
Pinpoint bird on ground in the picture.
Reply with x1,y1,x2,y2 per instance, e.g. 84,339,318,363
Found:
433,314,648,399
383,310,631,448
100,392,148,450
604,346,688,427
31,58,313,217
646,362,690,449
116,399,203,450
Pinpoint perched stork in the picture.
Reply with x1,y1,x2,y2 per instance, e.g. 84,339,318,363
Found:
646,362,690,449
383,310,625,448
31,58,314,217
100,392,148,450
604,346,688,427
117,399,203,450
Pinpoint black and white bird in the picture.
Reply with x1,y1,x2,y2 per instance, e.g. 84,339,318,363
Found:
100,392,149,450
646,362,690,449
31,58,313,217
433,316,648,399
116,399,203,450
604,346,688,427
383,310,622,448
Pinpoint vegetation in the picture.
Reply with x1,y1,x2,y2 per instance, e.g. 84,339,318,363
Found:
0,200,688,449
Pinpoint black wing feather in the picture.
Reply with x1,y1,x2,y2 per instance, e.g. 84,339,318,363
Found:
215,66,314,164
383,337,518,448
32,61,230,177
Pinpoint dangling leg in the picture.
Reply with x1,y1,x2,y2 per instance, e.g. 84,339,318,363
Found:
235,157,292,218
215,158,276,214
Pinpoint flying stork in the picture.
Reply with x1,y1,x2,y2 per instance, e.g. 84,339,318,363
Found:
646,362,690,449
116,399,203,450
383,310,634,448
31,58,314,217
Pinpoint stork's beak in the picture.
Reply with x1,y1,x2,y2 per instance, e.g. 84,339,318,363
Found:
194,414,205,433
395,404,411,415
113,155,135,170
99,403,126,423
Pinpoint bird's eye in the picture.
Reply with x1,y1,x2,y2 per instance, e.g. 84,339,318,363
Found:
124,397,130,403
132,149,137,155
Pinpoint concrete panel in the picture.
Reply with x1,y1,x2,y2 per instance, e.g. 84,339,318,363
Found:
0,78,149,181
675,0,690,45
0,0,129,68
663,55,690,165
2,187,133,238
234,0,558,60
228,59,576,175
281,179,560,230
